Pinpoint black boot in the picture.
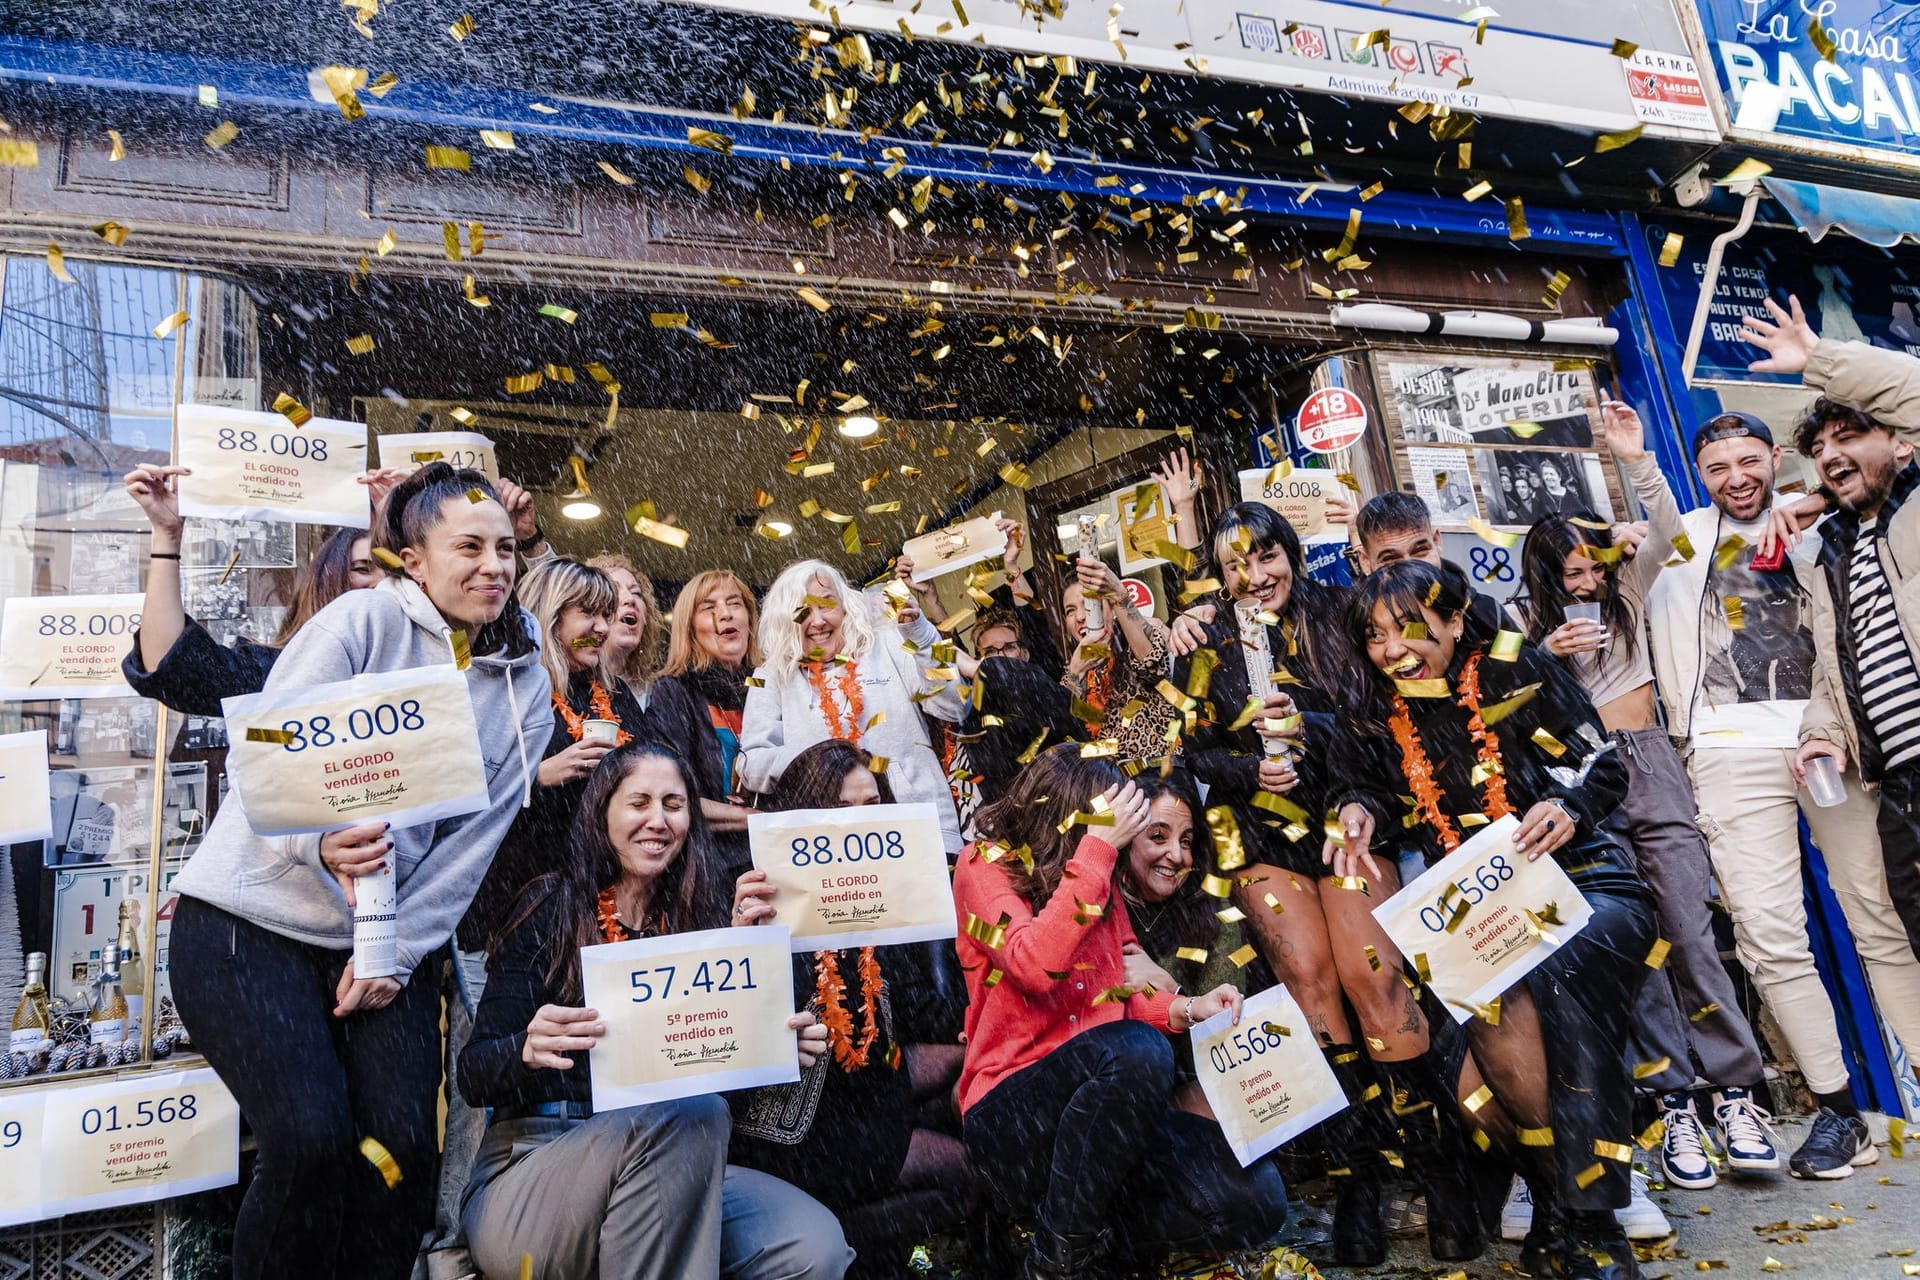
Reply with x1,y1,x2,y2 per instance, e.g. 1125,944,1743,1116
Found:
1320,1044,1396,1268
1557,1209,1642,1280
1022,1227,1113,1280
1516,1169,1560,1279
1382,1050,1488,1263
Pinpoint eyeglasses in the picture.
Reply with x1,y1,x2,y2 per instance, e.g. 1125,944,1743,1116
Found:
980,641,1026,659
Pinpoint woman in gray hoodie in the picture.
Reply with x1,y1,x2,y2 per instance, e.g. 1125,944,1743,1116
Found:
167,464,553,1280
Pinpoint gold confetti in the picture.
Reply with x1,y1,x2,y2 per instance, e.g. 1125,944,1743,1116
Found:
1200,874,1235,899
245,727,295,744
1810,16,1838,62
504,371,543,394
1228,943,1259,968
152,310,190,339
596,160,637,186
479,129,515,150
1530,727,1568,757
1632,1056,1672,1080
1657,232,1685,268
1207,806,1248,872
271,392,313,426
1489,630,1524,663
91,220,130,246
425,145,471,171
1517,1125,1555,1147
1504,196,1530,241
1716,157,1773,186
1468,517,1522,550
105,130,126,161
1595,123,1645,153
682,166,711,193
629,508,692,549
797,286,831,313
1637,1117,1668,1150
0,139,37,168
345,333,375,355
1711,534,1749,570
1175,947,1209,964
1610,37,1638,58
1892,1116,1906,1158
204,121,239,150
448,13,475,39
1462,180,1493,202
1395,678,1452,699
1464,1085,1493,1113
45,242,73,284
1330,876,1370,896
687,127,734,153
1688,1002,1721,1023
360,1137,403,1188
1645,937,1672,969
373,547,405,570
1723,596,1746,629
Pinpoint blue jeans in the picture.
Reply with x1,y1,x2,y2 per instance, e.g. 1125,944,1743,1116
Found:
962,1020,1287,1265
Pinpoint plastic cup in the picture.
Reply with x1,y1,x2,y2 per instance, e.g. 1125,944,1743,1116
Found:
1564,602,1609,649
1803,753,1847,808
582,719,620,745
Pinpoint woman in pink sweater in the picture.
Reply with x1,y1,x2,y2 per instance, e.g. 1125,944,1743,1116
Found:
952,745,1288,1278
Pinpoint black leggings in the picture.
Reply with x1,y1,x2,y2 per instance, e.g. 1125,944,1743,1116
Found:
170,896,442,1280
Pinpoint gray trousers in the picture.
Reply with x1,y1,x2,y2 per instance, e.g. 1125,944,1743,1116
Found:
1618,728,1767,1094
426,948,491,1280
461,1100,853,1280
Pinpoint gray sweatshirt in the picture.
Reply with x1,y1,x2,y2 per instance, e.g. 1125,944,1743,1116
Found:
171,577,553,982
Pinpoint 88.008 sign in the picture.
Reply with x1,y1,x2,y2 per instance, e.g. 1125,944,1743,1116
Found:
177,405,371,530
0,594,145,700
220,664,488,836
749,803,959,952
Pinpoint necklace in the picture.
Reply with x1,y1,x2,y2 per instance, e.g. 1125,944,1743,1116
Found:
815,947,886,1071
804,661,866,744
596,887,647,943
552,681,634,745
1389,651,1514,852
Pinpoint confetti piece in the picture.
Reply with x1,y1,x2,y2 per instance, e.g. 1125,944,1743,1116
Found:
345,333,375,355
1723,595,1746,629
629,508,691,549
105,130,125,161
1504,197,1530,241
449,631,472,670
1892,1116,1906,1158
1716,157,1773,186
92,220,130,246
272,392,313,426
197,85,218,108
152,310,190,339
245,727,295,744
687,127,734,154
1645,938,1671,969
373,547,405,570
1810,16,1838,62
1658,232,1685,268
1610,37,1638,58
1632,1055,1672,1080
1531,727,1568,757
504,371,543,394
1688,1002,1721,1022
448,13,475,39
204,121,239,150
1464,1085,1493,1113
0,138,35,168
1517,1125,1554,1146
1595,123,1644,153
539,303,579,324
361,1136,403,1187
479,129,515,150
1489,630,1523,662
425,146,471,171
1395,678,1452,699
682,166,710,193
797,286,831,313
45,243,72,284
1175,947,1209,964
1462,180,1493,202
963,912,1009,949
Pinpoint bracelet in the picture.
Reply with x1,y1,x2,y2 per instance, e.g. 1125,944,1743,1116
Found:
515,526,545,553
1179,995,1197,1030
148,552,181,561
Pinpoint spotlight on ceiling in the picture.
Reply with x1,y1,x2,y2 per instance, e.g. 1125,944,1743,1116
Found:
839,415,880,438
561,454,602,521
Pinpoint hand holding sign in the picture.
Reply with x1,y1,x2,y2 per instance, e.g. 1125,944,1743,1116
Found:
747,803,958,951
177,406,371,528
901,513,1008,584
1372,815,1593,1023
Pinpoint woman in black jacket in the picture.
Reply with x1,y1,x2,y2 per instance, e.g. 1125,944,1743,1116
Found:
1329,561,1657,1280
460,740,847,1280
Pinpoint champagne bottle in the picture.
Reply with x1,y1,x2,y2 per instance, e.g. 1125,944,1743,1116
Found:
353,861,398,980
91,943,128,1046
9,951,51,1054
1235,599,1289,761
116,898,145,1046
1076,513,1104,632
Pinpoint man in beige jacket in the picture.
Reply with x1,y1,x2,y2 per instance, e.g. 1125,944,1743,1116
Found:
1745,296,1920,1169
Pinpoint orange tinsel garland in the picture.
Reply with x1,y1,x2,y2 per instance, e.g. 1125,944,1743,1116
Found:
804,661,866,744
1388,651,1514,853
815,947,885,1071
552,681,635,746
596,887,628,943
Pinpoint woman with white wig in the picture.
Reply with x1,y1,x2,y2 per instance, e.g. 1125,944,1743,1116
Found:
741,559,967,853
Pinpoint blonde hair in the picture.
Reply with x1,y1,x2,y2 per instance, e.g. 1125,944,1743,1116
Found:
516,558,618,695
586,553,667,689
757,559,876,681
663,569,764,676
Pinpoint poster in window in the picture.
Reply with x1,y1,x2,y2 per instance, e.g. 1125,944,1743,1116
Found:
1473,451,1615,526
1404,448,1481,527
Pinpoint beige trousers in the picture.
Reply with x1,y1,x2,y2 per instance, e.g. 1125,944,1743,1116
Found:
1688,746,1920,1095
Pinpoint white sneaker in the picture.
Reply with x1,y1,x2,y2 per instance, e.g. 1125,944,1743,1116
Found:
1499,1173,1532,1242
1617,1171,1673,1240
1712,1086,1783,1171
1659,1096,1718,1189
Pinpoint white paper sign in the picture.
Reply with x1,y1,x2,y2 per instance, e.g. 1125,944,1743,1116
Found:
36,1068,240,1218
582,926,799,1111
0,730,53,844
0,1089,46,1227
176,405,371,528
376,431,498,480
1192,984,1349,1167
0,594,143,700
902,512,1007,583
220,664,488,835
1238,467,1337,541
748,803,958,952
1373,815,1593,1023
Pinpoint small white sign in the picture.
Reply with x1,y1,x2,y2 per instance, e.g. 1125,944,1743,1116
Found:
0,595,144,700
176,405,371,529
36,1068,240,1218
1192,984,1349,1167
376,431,498,481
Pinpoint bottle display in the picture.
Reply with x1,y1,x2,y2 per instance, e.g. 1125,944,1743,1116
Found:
9,951,52,1055
90,942,129,1047
117,897,146,1046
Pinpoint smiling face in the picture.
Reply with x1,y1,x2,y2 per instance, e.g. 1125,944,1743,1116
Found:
1360,525,1443,574
1126,794,1195,904
1364,598,1464,682
798,575,847,659
1808,418,1903,518
399,495,517,630
1562,544,1608,602
837,767,882,807
603,566,647,657
1062,583,1089,642
693,580,752,667
607,756,691,891
555,602,612,673
1539,460,1567,495
1222,541,1293,613
348,537,378,590
1697,436,1780,523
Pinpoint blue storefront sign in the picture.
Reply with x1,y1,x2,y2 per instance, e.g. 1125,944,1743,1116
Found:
1642,214,1920,383
1694,0,1920,162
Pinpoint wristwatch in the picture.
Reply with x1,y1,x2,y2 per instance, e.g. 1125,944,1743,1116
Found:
516,526,546,553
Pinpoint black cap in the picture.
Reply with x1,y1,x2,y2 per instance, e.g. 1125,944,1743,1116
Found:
1691,411,1775,457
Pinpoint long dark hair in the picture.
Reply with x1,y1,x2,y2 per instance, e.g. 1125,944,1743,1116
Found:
504,741,728,1001
1342,560,1474,733
1514,514,1640,661
1120,770,1221,960
972,743,1123,910
769,739,897,811
1210,501,1357,695
273,527,365,647
378,461,532,659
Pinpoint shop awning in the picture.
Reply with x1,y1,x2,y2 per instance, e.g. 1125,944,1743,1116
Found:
0,35,1625,254
1762,176,1920,248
